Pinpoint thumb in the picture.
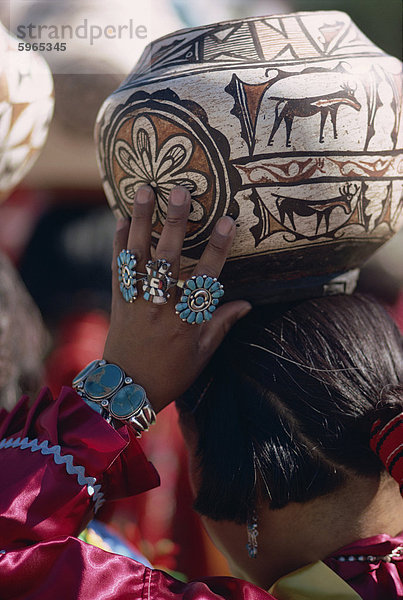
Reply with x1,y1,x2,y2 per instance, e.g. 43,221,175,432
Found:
199,300,252,354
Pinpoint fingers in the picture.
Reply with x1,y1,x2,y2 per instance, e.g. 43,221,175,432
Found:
155,187,191,279
112,188,236,318
193,216,235,278
174,216,236,326
113,217,130,260
127,186,155,270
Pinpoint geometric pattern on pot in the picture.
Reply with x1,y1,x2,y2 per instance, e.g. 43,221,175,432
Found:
97,89,239,256
122,12,387,88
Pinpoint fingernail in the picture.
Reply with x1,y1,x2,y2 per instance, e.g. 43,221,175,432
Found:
117,217,128,230
136,186,153,204
216,217,234,236
171,187,188,206
238,304,252,319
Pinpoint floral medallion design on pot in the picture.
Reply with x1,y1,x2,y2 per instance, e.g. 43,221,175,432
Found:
97,89,237,256
115,115,208,225
175,275,224,324
117,250,138,303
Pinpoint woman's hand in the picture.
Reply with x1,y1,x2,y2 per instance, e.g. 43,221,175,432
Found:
103,186,251,414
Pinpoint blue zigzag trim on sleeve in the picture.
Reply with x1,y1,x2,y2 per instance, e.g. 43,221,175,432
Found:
0,436,106,512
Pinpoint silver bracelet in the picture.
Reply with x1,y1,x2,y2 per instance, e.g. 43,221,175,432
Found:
72,359,156,437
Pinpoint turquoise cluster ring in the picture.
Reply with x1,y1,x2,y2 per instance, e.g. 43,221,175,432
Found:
175,275,224,324
117,249,141,303
72,360,156,437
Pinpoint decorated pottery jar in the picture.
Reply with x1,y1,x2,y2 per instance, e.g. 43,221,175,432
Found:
0,22,54,202
96,11,403,302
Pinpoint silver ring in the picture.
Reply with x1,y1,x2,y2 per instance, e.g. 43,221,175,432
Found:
117,250,139,303
143,259,178,304
175,275,224,324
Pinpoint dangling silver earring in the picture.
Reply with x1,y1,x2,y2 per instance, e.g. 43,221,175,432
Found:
246,509,259,558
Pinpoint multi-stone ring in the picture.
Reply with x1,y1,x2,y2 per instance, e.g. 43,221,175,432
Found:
143,259,178,304
175,275,224,324
118,250,139,303
117,249,147,303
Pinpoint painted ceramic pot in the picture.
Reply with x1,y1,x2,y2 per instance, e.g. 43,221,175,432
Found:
0,22,54,202
96,11,403,302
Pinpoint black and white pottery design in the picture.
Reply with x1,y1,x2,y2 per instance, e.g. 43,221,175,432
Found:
96,11,403,302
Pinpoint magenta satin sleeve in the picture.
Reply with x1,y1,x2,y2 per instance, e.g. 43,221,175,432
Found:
0,388,275,600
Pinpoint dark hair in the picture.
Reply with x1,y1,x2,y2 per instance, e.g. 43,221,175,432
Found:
178,294,403,524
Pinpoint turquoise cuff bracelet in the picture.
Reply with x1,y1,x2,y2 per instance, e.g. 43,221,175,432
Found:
72,359,156,437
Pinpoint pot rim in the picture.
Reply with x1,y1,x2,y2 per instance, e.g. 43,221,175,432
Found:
145,10,352,49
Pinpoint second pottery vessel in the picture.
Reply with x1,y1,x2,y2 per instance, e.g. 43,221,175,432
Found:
0,22,53,202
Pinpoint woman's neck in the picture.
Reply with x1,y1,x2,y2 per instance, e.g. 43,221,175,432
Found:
231,473,403,590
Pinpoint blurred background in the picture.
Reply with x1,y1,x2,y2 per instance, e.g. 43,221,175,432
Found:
0,0,401,581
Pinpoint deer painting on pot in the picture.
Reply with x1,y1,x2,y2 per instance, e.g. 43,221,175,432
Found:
274,183,360,237
267,82,361,147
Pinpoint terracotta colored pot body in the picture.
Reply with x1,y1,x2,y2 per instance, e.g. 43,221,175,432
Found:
0,22,53,201
96,11,403,302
